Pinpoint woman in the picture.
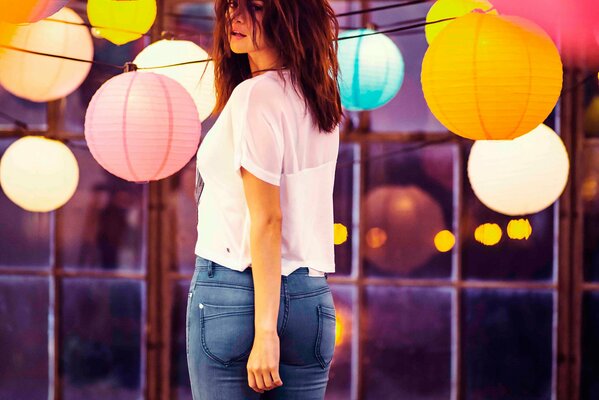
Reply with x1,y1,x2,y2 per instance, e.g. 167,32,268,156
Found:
186,0,342,398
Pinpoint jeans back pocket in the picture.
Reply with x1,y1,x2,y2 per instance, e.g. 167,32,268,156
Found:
315,304,336,369
199,302,255,366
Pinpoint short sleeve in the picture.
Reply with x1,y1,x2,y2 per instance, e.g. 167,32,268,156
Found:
231,80,284,186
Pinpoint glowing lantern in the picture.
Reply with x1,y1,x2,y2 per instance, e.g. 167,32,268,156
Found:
425,0,497,44
467,124,569,216
364,185,444,274
507,219,532,240
434,230,455,252
333,223,348,245
421,13,562,140
474,223,502,245
133,39,216,121
87,0,156,45
0,0,69,23
84,72,201,182
0,136,79,212
0,8,93,102
337,28,405,111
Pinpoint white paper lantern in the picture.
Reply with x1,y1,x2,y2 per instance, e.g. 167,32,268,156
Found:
0,7,93,102
0,136,79,212
133,39,216,121
467,124,570,216
84,71,201,182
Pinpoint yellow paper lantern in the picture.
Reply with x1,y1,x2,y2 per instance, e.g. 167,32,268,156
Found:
333,223,348,245
434,230,455,252
425,0,497,44
0,0,69,23
507,218,532,240
87,0,157,45
0,136,79,212
0,8,94,102
133,39,217,121
474,223,502,246
467,124,570,216
421,13,563,140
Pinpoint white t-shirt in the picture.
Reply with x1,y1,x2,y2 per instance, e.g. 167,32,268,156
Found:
194,69,339,276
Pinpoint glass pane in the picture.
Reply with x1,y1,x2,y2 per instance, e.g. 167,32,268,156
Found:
0,139,52,268
462,289,553,400
582,142,599,282
326,284,354,399
462,143,555,281
0,276,49,399
61,278,145,400
0,87,47,131
369,2,447,133
171,280,192,400
363,286,452,399
168,159,199,274
363,143,454,278
169,2,215,51
581,291,599,399
333,143,355,277
63,36,148,134
584,69,599,139
58,141,147,271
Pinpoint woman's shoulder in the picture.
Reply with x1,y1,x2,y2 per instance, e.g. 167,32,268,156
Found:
230,72,286,108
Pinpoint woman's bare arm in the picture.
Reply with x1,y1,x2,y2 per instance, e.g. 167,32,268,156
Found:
240,166,284,392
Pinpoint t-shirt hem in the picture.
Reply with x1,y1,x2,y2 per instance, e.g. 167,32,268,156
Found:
194,248,335,276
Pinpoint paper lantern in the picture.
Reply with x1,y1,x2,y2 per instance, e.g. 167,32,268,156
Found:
507,219,532,240
364,185,444,274
0,0,69,23
425,0,497,44
474,223,502,245
421,13,563,140
434,230,455,252
84,72,201,183
0,8,93,102
133,39,216,121
87,0,156,45
337,29,405,111
467,124,570,216
333,223,348,245
0,136,79,212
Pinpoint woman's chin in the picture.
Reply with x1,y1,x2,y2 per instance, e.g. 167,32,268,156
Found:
229,45,248,54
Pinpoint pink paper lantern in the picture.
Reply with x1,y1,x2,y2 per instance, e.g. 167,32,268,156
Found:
84,71,201,182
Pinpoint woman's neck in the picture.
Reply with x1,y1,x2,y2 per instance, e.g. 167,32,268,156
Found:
248,50,284,76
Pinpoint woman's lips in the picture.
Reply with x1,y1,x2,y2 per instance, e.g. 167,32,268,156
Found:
231,31,247,38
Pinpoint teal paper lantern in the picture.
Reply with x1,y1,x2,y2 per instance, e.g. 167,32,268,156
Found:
337,29,405,111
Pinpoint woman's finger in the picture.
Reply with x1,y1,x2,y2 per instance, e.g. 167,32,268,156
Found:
270,369,283,388
247,371,263,393
253,370,266,391
261,368,275,389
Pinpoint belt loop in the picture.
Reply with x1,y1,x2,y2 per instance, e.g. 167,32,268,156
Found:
207,260,214,278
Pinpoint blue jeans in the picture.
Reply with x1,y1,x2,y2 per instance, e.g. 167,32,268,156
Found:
186,255,337,400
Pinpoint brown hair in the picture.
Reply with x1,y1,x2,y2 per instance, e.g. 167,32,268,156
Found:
211,0,343,133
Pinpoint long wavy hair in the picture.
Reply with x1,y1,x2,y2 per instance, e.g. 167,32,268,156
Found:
211,0,343,133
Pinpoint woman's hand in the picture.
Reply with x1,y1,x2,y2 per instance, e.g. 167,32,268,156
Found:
247,330,284,393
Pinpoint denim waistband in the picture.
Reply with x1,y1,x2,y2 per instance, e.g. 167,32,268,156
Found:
194,256,327,278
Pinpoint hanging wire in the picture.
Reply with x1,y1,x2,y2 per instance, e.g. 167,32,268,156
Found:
0,14,456,71
335,0,432,17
